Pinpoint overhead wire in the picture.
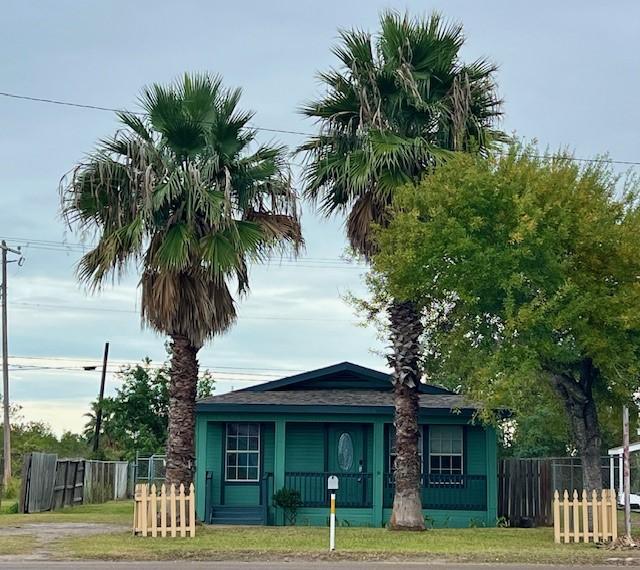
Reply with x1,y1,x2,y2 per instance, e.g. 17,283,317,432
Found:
1,90,640,167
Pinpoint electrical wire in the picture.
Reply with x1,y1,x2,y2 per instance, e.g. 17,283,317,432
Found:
2,90,640,167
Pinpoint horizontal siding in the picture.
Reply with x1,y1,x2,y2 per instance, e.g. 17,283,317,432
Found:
206,422,223,506
285,423,325,472
466,426,486,475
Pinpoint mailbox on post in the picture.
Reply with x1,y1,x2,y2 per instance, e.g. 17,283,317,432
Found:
327,476,339,551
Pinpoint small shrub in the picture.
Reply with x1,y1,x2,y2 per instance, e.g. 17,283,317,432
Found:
1,477,20,500
272,487,302,526
496,516,509,528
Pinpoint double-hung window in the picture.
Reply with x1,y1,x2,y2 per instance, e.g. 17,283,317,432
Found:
225,423,260,482
429,425,463,475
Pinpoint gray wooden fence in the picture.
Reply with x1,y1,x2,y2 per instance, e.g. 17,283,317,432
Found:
20,453,131,513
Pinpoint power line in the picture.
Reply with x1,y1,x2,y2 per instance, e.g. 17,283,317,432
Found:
11,301,356,323
0,91,312,137
0,236,364,270
7,363,284,379
9,354,304,374
2,90,640,167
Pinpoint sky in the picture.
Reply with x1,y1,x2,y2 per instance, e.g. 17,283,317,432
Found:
1,0,639,435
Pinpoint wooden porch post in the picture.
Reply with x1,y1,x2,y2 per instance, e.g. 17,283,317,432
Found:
372,421,385,527
485,425,498,524
194,416,208,521
274,419,286,526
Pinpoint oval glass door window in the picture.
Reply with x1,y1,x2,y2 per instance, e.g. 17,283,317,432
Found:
337,432,354,471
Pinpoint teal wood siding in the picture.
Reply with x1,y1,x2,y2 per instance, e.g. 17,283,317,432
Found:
224,485,260,505
206,422,223,507
465,426,487,475
285,423,325,472
262,422,275,474
195,411,498,528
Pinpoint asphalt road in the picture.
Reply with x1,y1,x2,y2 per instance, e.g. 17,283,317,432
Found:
0,561,636,570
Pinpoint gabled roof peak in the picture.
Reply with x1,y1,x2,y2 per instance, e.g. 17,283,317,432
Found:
237,361,454,395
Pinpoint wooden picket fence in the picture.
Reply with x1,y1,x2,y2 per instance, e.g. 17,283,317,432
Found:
133,483,196,538
553,489,617,544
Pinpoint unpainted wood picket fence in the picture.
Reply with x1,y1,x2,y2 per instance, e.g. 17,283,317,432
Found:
553,489,617,544
133,483,196,538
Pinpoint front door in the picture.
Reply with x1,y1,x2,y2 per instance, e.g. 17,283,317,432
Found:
327,424,368,507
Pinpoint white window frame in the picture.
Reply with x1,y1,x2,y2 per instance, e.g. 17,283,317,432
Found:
225,422,261,482
428,425,464,476
388,425,424,473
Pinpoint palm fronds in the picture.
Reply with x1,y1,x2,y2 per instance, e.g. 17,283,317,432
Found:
299,10,503,258
61,73,302,346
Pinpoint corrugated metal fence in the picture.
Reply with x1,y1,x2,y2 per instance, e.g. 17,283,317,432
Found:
19,452,131,513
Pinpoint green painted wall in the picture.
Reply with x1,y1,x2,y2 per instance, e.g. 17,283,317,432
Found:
466,426,487,475
195,411,498,527
285,423,325,472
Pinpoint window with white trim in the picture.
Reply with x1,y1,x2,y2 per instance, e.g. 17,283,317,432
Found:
388,426,423,473
225,423,260,481
429,425,463,475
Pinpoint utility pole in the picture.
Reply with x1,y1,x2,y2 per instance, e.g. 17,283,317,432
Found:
92,342,110,454
623,405,631,540
1,240,22,487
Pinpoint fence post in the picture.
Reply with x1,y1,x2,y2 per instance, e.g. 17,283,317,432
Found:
601,489,609,541
160,484,167,538
140,484,148,537
609,490,618,541
571,490,580,542
170,484,177,538
562,491,570,543
189,483,196,537
591,490,599,542
581,490,589,542
179,484,186,538
553,491,560,543
150,484,157,538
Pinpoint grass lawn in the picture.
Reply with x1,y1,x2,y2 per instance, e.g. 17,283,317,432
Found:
1,501,639,563
0,499,17,515
55,525,628,564
0,535,38,556
0,500,132,527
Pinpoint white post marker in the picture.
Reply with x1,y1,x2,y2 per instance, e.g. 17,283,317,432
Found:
327,475,339,551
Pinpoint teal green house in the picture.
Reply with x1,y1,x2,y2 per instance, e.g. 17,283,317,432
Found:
195,362,497,527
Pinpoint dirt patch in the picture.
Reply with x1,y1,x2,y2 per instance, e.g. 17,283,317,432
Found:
0,522,126,560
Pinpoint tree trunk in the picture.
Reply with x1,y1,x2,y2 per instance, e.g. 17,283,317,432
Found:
551,359,603,492
165,334,199,486
388,300,425,531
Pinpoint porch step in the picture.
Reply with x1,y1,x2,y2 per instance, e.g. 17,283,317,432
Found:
209,506,266,525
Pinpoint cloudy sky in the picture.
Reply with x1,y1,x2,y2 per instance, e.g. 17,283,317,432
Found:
1,0,638,435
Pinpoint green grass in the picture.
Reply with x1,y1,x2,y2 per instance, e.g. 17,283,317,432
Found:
0,535,38,556
55,525,626,564
2,501,639,563
0,500,132,526
0,499,18,514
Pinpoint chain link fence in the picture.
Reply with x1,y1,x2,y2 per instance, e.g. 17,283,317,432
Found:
133,453,166,486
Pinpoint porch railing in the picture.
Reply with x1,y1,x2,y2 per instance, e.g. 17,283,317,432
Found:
284,472,373,508
384,473,487,511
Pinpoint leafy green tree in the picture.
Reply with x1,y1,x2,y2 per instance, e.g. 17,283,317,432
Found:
373,149,640,490
85,355,214,461
299,11,502,528
61,74,302,484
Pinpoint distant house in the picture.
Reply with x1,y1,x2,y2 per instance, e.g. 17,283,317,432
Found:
194,362,497,527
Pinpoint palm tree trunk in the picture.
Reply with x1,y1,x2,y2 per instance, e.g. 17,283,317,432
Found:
166,334,199,486
388,300,425,531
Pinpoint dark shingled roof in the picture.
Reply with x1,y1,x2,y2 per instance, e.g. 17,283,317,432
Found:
197,389,475,411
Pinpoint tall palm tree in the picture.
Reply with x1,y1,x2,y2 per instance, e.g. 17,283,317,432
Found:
62,73,302,485
300,12,502,529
